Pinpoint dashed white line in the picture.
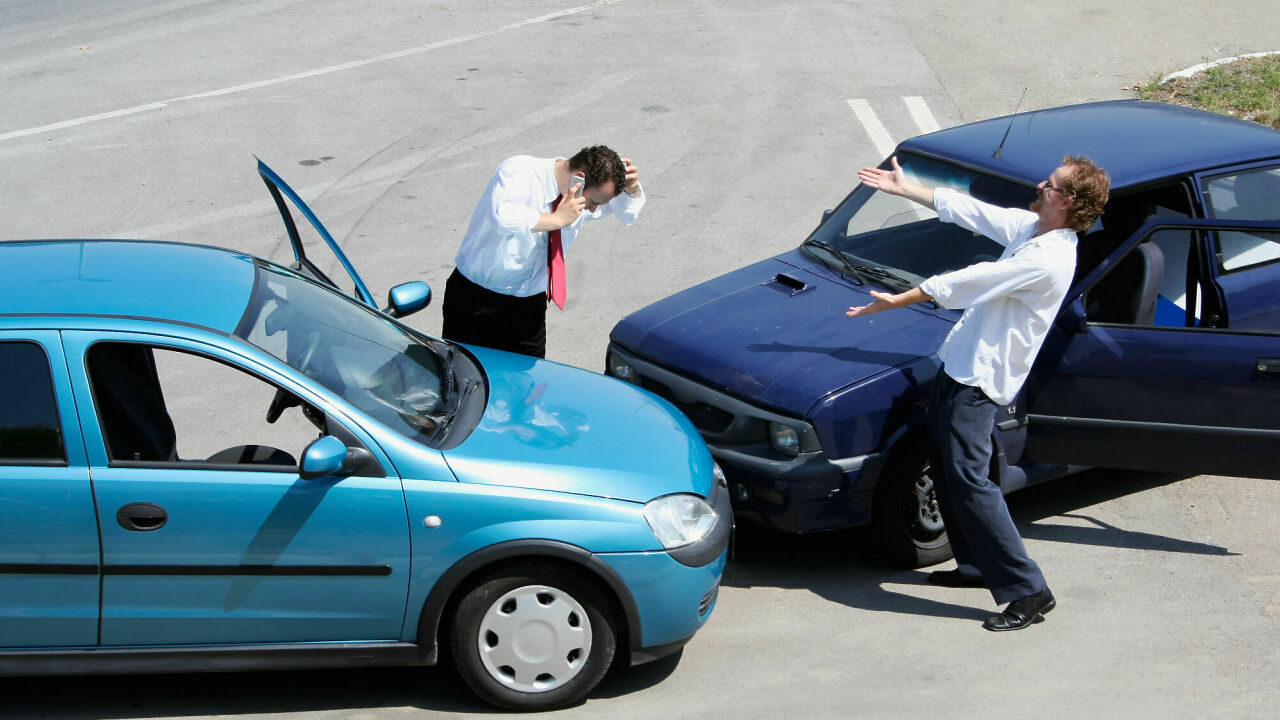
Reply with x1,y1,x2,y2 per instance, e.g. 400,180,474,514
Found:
903,96,940,134
845,99,897,160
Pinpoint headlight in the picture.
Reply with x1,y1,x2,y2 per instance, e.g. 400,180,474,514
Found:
642,494,718,549
606,352,637,383
768,422,800,455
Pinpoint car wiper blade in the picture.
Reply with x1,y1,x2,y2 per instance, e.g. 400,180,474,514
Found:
851,264,913,291
439,344,456,403
802,238,864,284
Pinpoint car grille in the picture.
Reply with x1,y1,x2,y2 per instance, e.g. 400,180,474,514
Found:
640,377,735,433
699,585,719,617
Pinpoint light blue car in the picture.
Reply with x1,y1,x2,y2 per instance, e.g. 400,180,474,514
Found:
0,161,729,711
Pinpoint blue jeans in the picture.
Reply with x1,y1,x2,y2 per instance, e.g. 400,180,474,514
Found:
928,370,1046,604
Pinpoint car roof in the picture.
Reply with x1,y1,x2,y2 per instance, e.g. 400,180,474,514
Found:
0,239,257,333
899,100,1280,190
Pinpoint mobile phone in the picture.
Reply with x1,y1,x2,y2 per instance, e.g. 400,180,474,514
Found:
568,172,586,194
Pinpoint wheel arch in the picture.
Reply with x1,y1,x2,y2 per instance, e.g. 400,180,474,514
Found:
414,540,641,664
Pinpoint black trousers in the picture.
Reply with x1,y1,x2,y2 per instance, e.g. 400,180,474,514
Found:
928,370,1046,604
441,269,548,358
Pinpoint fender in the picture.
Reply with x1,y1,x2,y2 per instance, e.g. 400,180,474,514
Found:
414,539,643,664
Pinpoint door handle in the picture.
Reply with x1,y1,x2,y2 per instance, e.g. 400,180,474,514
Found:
1257,358,1280,375
117,502,168,532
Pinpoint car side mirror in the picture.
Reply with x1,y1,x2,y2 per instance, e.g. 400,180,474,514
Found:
383,281,431,318
299,435,375,480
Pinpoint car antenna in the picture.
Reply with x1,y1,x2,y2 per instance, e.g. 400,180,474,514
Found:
991,87,1028,159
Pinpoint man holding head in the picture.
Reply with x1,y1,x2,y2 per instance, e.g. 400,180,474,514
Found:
442,145,644,358
848,155,1109,631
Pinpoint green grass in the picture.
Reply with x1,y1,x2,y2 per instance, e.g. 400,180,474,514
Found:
1136,54,1280,129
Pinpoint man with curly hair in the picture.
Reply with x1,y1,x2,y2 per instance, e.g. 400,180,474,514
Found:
847,154,1109,631
443,145,644,358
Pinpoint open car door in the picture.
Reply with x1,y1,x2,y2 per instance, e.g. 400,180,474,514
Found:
257,158,377,308
1024,217,1280,480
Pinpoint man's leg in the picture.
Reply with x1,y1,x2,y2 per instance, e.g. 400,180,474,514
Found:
932,372,1046,605
928,373,982,582
442,269,546,357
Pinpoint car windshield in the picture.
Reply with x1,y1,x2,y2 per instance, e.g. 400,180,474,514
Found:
803,152,1036,288
236,263,465,446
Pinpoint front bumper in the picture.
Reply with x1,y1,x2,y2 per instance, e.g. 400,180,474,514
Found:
595,548,726,662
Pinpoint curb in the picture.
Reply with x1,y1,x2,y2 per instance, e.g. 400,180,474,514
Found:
1160,51,1280,84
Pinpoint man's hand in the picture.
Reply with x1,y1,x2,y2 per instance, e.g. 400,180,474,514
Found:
846,290,898,318
552,181,587,228
846,286,933,318
621,157,641,194
857,155,908,195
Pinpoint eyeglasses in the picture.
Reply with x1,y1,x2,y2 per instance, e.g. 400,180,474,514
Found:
1039,180,1070,197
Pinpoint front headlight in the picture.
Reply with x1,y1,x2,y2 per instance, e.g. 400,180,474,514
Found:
642,494,718,549
768,422,800,455
606,352,637,383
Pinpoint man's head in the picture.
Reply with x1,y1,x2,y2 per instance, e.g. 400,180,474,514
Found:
567,145,627,210
1033,155,1110,233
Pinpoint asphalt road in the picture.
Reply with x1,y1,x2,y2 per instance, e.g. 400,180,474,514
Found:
3,1,1280,718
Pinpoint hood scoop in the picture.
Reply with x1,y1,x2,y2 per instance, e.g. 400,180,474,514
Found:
763,273,810,296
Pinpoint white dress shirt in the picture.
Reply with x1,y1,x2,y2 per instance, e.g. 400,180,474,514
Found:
454,155,645,297
918,188,1078,405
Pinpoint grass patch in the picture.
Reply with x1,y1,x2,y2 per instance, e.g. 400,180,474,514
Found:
1136,54,1280,129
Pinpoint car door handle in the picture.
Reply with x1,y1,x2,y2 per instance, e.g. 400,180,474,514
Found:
1256,358,1280,375
117,503,168,532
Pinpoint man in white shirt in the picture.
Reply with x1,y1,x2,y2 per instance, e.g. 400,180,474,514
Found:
847,155,1109,631
442,145,644,358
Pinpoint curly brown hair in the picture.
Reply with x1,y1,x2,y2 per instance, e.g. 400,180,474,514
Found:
1059,155,1110,233
568,145,627,194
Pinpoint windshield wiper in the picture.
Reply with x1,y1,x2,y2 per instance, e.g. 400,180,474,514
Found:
439,344,456,404
850,264,914,291
802,238,864,284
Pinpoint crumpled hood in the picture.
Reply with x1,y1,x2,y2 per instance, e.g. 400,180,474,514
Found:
610,250,954,415
443,347,715,503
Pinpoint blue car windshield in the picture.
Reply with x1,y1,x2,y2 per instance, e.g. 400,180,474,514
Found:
236,264,455,445
803,152,1037,287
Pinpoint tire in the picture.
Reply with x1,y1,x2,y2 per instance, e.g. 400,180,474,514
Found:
449,563,617,711
869,440,953,568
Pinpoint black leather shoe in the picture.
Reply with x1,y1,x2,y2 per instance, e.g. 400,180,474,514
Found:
982,588,1056,632
927,569,985,588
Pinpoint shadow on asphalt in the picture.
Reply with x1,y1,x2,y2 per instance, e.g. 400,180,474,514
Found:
0,634,682,719
721,468,1236,619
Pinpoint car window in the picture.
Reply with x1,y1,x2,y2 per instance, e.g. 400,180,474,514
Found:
0,342,65,464
807,152,1029,284
87,342,321,468
1203,166,1280,273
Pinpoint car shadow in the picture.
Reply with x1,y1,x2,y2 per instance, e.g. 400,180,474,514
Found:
0,647,682,718
722,468,1236,620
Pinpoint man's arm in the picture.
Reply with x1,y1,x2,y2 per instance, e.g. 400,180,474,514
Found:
846,286,933,318
857,156,934,209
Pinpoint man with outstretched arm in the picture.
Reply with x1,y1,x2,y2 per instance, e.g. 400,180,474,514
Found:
847,155,1109,631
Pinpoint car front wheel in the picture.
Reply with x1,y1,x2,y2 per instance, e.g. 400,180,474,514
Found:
450,563,617,711
869,440,953,568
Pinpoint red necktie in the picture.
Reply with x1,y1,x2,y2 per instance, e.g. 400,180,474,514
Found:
547,196,567,309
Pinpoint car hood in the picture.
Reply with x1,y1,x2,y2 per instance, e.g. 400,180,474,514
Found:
610,250,954,416
442,347,716,503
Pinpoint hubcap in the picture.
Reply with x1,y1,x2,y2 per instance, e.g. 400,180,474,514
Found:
912,472,945,537
477,584,592,693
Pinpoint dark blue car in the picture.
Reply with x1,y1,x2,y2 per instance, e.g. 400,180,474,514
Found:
607,100,1280,567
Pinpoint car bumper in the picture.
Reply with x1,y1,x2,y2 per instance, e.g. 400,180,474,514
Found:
713,450,885,533
595,547,726,661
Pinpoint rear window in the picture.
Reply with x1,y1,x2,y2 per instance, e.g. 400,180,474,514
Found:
0,342,65,463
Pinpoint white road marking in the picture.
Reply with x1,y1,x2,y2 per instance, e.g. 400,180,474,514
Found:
845,99,897,160
0,1,621,144
903,96,940,134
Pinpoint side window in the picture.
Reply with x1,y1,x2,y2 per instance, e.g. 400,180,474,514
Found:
0,342,65,464
1203,166,1280,273
87,343,321,468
